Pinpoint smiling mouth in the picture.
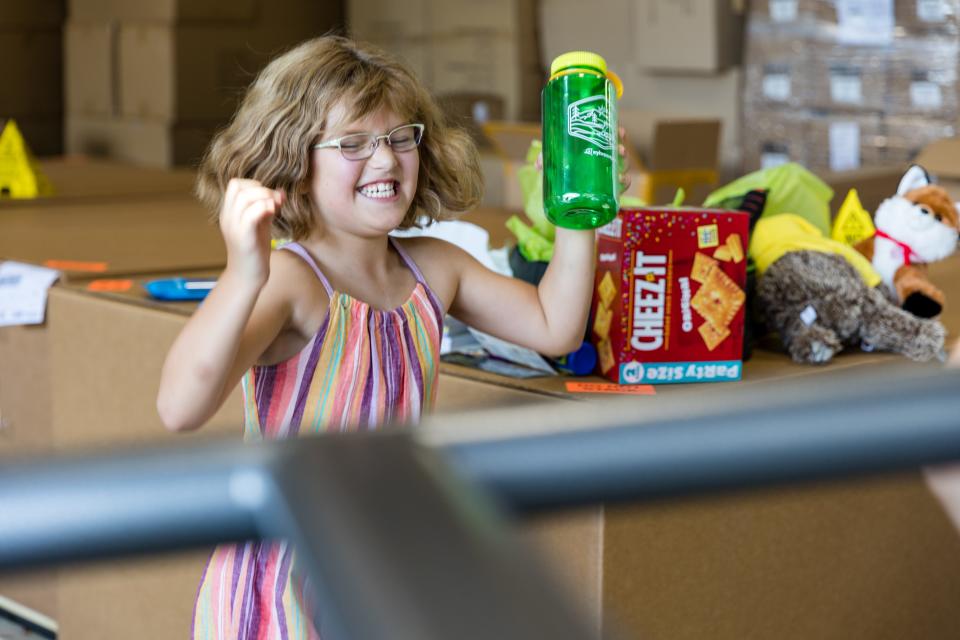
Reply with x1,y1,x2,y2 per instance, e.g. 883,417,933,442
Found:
358,181,398,199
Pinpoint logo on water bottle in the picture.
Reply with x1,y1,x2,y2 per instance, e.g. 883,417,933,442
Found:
567,95,614,159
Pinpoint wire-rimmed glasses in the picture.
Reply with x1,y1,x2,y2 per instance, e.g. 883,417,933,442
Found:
312,124,425,161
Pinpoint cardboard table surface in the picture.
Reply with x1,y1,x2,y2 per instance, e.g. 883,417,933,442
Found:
0,195,225,279
0,157,196,206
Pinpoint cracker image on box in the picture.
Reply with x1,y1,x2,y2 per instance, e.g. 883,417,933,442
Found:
598,270,617,308
713,245,733,262
591,208,749,384
698,321,731,351
727,233,744,263
597,337,615,374
691,267,746,330
593,304,613,340
691,251,719,283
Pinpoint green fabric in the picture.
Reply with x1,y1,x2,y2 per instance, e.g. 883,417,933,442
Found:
507,215,554,262
507,140,645,263
704,162,834,236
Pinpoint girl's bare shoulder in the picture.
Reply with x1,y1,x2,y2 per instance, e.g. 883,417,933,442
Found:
265,248,330,331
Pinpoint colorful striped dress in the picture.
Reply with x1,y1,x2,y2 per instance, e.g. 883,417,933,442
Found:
191,238,443,639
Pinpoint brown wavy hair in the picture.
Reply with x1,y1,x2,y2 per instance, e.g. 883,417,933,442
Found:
196,35,483,240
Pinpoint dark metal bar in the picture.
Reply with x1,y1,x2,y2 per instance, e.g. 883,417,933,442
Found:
260,435,594,640
428,366,960,512
0,440,266,568
2,366,960,637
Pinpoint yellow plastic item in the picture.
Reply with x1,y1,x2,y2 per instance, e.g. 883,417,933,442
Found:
831,188,876,247
0,119,53,199
549,52,624,99
550,51,607,75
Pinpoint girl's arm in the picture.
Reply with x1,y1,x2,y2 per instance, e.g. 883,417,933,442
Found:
157,179,287,432
446,134,630,356
445,227,595,356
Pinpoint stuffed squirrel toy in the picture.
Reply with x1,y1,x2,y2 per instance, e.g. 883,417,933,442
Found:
752,165,958,364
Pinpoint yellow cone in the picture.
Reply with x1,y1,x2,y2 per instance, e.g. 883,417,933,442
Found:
0,119,53,199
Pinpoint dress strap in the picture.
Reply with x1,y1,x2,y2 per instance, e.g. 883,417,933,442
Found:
280,242,333,297
390,236,445,324
390,236,430,285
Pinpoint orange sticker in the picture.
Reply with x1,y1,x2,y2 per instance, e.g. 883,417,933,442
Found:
565,381,656,395
86,279,134,292
43,260,109,272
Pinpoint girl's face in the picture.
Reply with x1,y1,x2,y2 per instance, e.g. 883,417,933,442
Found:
308,102,420,237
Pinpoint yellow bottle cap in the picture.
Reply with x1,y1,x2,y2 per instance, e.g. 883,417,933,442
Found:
549,51,623,99
550,51,607,76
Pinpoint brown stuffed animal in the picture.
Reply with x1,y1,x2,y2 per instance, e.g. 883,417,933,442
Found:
752,165,955,364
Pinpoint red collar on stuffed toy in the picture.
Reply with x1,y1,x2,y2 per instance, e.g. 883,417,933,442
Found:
874,229,920,265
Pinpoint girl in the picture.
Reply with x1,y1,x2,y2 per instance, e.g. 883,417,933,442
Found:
157,35,628,639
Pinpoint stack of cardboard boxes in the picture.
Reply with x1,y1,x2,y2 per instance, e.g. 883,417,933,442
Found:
349,0,542,126
1,0,65,156
743,0,959,174
540,0,745,176
64,0,344,168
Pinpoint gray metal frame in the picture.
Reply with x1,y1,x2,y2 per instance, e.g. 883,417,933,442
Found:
2,366,960,638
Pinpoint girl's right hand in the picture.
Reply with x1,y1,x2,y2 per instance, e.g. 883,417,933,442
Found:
219,178,285,286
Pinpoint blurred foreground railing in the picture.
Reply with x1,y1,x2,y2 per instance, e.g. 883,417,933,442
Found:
2,366,960,639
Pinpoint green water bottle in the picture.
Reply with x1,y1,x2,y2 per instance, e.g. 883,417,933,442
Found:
543,51,622,230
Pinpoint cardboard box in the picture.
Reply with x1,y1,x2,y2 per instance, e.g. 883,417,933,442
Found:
0,196,224,278
592,207,749,384
431,33,541,121
437,92,506,149
0,0,64,27
620,67,742,176
539,0,635,75
66,115,220,168
807,45,887,113
886,39,960,119
881,116,957,170
822,166,903,216
348,0,429,40
64,21,115,117
917,136,960,201
32,157,195,202
633,0,744,74
740,108,808,173
362,35,433,85
431,0,535,35
481,114,721,211
805,113,884,174
743,31,811,110
0,185,233,632
896,0,960,36
117,24,271,122
747,0,837,26
68,0,257,23
10,116,63,157
0,29,62,118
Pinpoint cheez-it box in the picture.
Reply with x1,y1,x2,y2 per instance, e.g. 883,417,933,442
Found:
592,207,749,384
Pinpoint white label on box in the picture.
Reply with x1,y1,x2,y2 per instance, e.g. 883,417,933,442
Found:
911,80,944,109
836,0,894,45
829,121,861,172
769,0,798,21
761,151,790,169
830,72,863,104
0,262,60,327
763,73,791,101
917,0,947,21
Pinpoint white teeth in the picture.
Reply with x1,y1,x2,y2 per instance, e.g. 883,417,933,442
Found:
359,181,396,198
